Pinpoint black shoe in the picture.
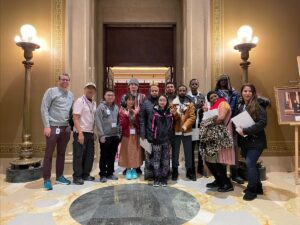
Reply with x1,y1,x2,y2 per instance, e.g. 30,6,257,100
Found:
122,169,127,176
217,184,234,192
243,184,263,195
197,167,204,175
232,176,245,184
161,178,168,187
172,167,178,181
153,179,160,187
73,178,84,185
186,169,196,181
243,190,257,201
206,180,219,188
136,167,142,175
83,176,95,181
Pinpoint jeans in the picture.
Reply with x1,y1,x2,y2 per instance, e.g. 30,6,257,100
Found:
243,147,263,189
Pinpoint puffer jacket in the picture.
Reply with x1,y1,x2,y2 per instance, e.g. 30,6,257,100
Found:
150,105,173,144
170,96,196,136
139,96,158,142
237,96,270,150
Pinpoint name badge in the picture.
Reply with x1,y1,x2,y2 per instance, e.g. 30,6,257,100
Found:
106,109,111,115
130,128,136,135
55,128,60,134
112,123,117,128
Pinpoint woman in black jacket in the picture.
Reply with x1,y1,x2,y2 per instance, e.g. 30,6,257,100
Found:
235,83,269,201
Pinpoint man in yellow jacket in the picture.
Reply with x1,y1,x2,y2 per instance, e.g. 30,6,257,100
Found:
170,85,196,181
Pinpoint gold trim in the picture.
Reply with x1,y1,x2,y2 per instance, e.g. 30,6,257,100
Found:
211,0,224,87
0,143,46,157
51,0,65,85
264,141,294,156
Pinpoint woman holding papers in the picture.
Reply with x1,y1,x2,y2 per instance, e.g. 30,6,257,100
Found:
150,95,173,187
235,84,269,201
119,94,144,180
202,91,234,192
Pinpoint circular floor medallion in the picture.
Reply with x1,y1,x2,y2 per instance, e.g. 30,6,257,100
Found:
70,184,200,225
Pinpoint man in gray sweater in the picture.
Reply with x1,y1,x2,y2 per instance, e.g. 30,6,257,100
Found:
41,73,74,190
95,89,121,183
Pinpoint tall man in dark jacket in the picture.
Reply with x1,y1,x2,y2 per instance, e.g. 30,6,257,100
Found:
139,85,160,180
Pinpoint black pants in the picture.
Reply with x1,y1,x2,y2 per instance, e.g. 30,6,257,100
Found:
173,135,193,169
99,136,119,177
206,162,231,186
73,132,94,179
191,140,203,172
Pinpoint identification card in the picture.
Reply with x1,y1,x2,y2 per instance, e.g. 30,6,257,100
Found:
130,128,136,135
111,123,117,128
55,128,60,134
106,109,111,115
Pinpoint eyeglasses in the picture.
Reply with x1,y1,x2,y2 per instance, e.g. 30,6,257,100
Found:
60,79,70,82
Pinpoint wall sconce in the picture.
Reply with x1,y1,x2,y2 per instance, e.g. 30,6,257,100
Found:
233,25,259,84
6,24,42,182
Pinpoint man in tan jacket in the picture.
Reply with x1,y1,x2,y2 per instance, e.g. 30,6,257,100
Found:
170,85,196,181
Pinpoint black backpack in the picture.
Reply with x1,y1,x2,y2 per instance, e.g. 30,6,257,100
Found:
69,106,74,131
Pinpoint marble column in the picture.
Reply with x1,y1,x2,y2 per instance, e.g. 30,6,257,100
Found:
182,0,211,94
64,0,96,164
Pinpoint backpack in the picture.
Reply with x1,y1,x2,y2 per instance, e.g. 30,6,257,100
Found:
69,106,74,131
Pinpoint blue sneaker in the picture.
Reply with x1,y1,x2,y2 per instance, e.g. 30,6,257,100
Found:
126,169,132,180
56,175,71,185
131,169,138,179
44,180,53,190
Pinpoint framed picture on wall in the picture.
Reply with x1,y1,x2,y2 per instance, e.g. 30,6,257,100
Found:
274,86,300,124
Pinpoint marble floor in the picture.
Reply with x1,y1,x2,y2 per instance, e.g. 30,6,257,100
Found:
0,166,299,225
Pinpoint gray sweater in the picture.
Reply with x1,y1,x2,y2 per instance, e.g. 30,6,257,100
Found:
41,87,74,127
95,101,120,138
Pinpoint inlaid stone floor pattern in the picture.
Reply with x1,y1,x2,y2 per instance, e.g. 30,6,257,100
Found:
0,165,300,225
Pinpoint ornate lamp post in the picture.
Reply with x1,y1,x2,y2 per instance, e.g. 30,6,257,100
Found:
233,25,259,84
6,24,42,182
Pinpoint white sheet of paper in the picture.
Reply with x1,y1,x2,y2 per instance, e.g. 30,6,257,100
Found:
231,111,255,128
202,109,218,120
111,123,117,128
140,138,152,154
192,128,200,141
130,128,136,135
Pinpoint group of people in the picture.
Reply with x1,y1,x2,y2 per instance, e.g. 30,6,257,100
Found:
41,73,269,201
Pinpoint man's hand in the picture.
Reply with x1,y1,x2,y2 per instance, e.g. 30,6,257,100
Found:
44,127,51,137
100,136,106,143
182,126,187,132
78,132,84,144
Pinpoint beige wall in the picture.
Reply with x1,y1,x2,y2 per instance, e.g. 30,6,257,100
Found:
0,0,58,157
221,0,300,156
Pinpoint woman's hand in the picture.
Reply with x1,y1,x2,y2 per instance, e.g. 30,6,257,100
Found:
236,127,245,136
